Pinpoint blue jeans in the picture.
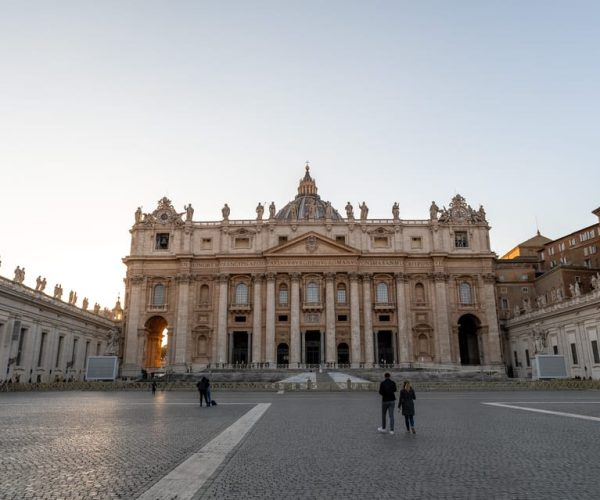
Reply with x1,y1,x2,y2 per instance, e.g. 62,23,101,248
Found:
381,401,395,430
404,415,415,430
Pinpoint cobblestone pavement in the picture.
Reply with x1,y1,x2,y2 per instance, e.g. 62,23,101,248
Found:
2,390,600,499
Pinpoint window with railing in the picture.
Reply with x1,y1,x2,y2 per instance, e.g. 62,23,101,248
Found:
459,282,472,305
235,283,249,305
337,284,347,304
153,285,166,305
279,284,288,306
306,282,319,303
376,282,389,303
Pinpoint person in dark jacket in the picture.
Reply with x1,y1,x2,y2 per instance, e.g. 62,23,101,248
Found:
398,380,416,433
378,372,397,434
196,376,210,407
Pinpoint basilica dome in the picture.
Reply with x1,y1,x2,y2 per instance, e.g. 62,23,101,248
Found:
275,165,343,221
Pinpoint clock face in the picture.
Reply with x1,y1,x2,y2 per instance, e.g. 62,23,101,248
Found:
454,207,467,221
159,212,169,223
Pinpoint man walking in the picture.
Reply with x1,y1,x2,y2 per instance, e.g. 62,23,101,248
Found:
378,372,397,434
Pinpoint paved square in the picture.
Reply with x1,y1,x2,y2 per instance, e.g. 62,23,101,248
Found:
2,390,600,499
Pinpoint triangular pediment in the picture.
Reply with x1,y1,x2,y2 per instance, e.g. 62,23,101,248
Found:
264,232,360,256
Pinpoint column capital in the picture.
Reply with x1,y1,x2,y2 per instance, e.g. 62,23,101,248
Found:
324,272,336,281
360,272,372,282
218,273,229,284
175,273,192,283
291,272,302,282
394,272,408,283
349,272,360,282
252,273,265,283
265,272,277,282
130,275,145,285
482,273,496,284
430,272,448,283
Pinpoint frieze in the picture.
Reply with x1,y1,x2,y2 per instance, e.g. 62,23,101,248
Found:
268,257,358,267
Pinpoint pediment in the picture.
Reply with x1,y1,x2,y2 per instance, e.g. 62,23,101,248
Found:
264,232,360,256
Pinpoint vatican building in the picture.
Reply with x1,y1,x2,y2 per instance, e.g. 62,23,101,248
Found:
121,166,502,377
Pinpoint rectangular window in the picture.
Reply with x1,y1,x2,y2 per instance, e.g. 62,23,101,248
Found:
16,328,27,366
37,332,48,367
373,236,389,248
525,349,530,367
84,341,90,368
411,237,423,249
500,298,509,310
278,236,288,245
513,351,519,366
522,287,529,294
592,340,600,364
378,314,391,322
337,314,348,322
234,315,246,323
96,342,101,356
234,237,250,249
278,288,288,306
335,236,346,244
155,233,170,250
278,315,288,322
201,238,212,249
553,345,558,355
454,231,469,248
337,288,347,304
56,336,64,367
570,343,579,365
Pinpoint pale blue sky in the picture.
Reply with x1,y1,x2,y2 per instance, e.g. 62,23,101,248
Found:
1,1,599,308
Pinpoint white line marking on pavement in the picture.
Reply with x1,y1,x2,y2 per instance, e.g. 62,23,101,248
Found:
483,402,600,422
137,402,271,500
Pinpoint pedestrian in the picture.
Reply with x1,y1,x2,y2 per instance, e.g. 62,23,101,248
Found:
196,376,210,407
398,380,416,434
151,381,157,396
205,376,212,406
377,372,397,434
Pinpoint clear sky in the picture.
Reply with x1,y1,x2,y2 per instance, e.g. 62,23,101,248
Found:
1,1,599,310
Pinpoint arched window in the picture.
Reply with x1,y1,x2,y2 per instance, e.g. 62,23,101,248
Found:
459,282,472,305
415,283,425,303
153,284,166,305
337,283,347,304
306,281,319,303
376,282,389,303
199,284,209,305
235,283,249,305
278,284,289,306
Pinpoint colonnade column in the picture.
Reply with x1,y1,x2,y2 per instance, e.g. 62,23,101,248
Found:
349,273,361,368
173,273,191,372
433,273,452,363
395,272,410,364
325,273,336,364
265,273,276,365
290,273,301,367
122,276,145,377
217,274,229,365
252,273,263,364
482,273,502,365
362,273,374,367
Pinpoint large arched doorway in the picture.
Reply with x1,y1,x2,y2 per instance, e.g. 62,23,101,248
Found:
305,331,321,365
277,343,289,365
232,331,249,364
144,316,168,370
337,342,349,365
377,331,394,365
458,314,481,365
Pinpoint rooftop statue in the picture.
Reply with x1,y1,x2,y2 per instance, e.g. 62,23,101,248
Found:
345,202,354,219
392,202,400,221
359,202,368,221
222,203,230,221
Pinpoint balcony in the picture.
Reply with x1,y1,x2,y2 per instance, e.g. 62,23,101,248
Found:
147,304,168,312
373,302,395,312
229,304,251,313
302,302,323,312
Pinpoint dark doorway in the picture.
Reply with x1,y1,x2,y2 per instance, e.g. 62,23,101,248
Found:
277,343,289,365
232,331,249,364
337,343,349,364
377,331,394,364
305,331,321,365
458,315,481,365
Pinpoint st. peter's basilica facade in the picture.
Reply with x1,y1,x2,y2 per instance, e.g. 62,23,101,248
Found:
121,166,502,377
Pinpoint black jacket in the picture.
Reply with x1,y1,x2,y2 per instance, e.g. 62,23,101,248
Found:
378,378,397,402
399,388,416,415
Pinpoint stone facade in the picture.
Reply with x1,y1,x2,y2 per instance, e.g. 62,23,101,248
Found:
121,166,502,377
0,275,119,383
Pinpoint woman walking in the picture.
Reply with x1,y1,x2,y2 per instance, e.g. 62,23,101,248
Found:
398,380,416,434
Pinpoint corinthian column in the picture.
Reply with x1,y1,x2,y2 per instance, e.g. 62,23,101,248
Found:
432,273,452,363
482,273,502,365
173,273,191,372
395,272,410,363
122,276,145,377
252,274,263,364
349,273,361,368
217,274,229,365
290,273,301,367
362,274,374,366
325,273,336,364
265,273,276,365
